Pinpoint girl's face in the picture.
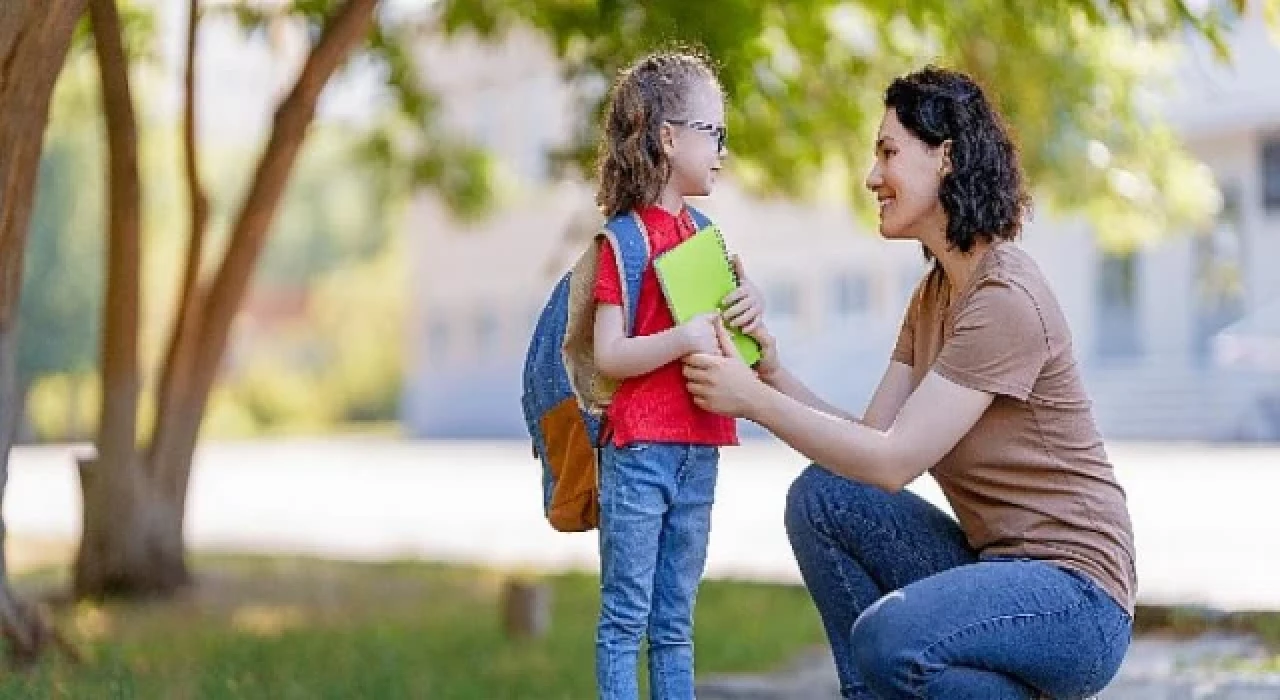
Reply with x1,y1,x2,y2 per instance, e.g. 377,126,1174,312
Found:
663,79,726,198
865,108,950,241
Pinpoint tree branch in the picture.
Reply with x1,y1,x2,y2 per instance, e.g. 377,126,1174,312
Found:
149,0,209,471
88,0,141,469
150,0,379,496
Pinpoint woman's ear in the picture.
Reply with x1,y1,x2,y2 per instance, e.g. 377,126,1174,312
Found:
939,139,954,177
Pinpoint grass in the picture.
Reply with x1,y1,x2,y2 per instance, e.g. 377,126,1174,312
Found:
1133,604,1280,649
1,553,826,699
1132,604,1280,673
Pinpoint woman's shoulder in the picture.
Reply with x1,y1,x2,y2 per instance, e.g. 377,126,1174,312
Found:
983,242,1049,288
970,243,1070,335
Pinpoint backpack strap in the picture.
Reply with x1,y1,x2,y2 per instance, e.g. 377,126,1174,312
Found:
687,205,712,231
601,212,651,337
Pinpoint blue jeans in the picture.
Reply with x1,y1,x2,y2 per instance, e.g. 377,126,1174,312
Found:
596,443,719,700
784,465,1132,699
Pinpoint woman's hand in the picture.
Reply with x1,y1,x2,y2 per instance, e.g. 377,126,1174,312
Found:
683,320,770,419
746,321,782,382
721,255,765,335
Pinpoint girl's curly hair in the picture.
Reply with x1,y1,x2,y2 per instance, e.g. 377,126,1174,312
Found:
885,66,1031,253
596,52,720,218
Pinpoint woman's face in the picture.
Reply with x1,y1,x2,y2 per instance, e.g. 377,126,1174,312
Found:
865,108,949,241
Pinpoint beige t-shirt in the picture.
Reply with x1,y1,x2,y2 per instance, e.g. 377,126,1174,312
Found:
892,242,1137,613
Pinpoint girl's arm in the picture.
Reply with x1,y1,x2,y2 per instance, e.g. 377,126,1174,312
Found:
594,304,720,380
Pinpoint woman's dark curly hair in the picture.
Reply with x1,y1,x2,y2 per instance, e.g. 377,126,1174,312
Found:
596,52,720,218
884,66,1030,254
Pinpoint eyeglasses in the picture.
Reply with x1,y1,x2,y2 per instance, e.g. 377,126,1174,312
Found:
666,119,727,153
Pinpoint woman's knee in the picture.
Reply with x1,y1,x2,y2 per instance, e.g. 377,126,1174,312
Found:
784,465,883,537
784,465,822,534
850,599,919,697
784,465,847,532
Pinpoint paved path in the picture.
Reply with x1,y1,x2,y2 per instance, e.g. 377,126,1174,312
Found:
6,438,1279,609
698,633,1280,699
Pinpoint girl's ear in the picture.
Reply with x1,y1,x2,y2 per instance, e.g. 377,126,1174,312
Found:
660,122,677,157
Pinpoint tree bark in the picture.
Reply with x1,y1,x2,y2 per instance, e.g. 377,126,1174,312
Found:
0,322,77,664
502,578,552,639
75,456,188,598
0,0,88,662
149,0,209,504
75,0,379,599
147,0,379,504
74,0,184,598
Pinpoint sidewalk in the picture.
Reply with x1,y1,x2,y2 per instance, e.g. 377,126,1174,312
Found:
6,438,1280,610
8,437,1280,696
698,634,1280,699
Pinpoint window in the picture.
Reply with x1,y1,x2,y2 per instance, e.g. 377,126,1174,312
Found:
1193,183,1246,359
1263,137,1280,213
473,87,500,152
427,316,450,364
522,301,541,338
767,282,801,319
523,82,551,182
474,308,500,355
1096,251,1142,360
831,273,871,316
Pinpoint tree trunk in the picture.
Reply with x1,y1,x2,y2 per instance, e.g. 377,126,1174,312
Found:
75,0,379,598
147,0,380,505
0,321,64,664
0,0,89,663
0,322,42,663
74,0,167,598
502,578,552,639
74,457,187,598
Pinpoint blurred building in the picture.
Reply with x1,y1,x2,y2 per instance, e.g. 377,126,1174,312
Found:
402,18,1280,441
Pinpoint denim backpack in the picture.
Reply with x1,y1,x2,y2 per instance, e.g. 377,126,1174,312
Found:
522,206,712,531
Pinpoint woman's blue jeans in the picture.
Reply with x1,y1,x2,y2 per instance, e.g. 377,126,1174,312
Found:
784,465,1132,699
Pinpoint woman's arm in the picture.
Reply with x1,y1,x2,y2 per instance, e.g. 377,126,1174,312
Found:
684,322,992,492
758,364,857,421
747,371,991,491
749,326,914,430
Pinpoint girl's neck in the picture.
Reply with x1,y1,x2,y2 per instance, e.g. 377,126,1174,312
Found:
656,184,685,216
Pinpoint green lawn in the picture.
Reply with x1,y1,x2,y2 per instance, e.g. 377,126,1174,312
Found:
2,555,826,699
1132,604,1280,673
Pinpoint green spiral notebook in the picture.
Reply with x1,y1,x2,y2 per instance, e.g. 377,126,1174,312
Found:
653,225,762,366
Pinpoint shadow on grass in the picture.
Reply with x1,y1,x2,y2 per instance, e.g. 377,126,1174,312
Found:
2,554,825,699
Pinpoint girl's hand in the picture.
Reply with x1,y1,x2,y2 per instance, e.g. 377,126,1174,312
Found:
683,320,768,419
679,313,722,356
721,256,765,334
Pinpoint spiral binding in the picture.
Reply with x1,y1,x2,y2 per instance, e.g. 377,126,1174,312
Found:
709,225,738,288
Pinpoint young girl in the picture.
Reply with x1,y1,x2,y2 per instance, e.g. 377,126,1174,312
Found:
591,51,765,700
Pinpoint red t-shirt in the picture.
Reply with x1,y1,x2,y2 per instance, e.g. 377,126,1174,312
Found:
593,205,738,448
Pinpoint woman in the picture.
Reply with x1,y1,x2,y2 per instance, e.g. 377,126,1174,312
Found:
685,66,1135,699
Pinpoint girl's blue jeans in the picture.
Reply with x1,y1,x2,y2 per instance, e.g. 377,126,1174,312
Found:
596,442,719,700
